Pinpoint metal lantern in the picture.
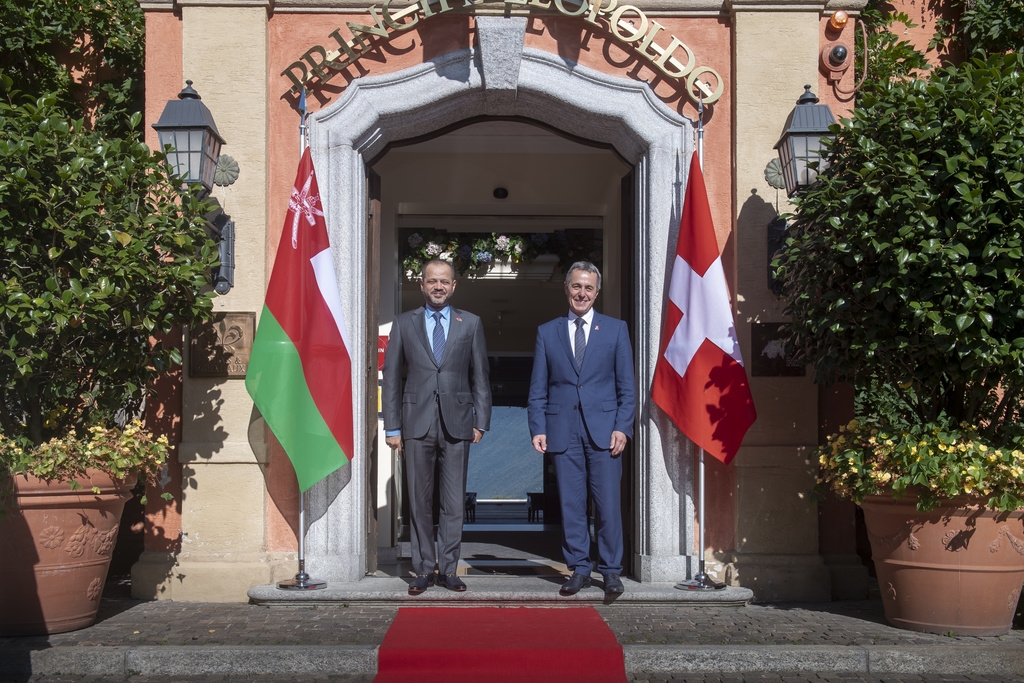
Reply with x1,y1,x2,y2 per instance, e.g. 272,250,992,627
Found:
152,81,225,193
773,85,836,197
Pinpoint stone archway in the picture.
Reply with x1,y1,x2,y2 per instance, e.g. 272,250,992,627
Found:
304,17,697,583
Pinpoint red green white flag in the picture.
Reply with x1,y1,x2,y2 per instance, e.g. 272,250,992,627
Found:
245,148,354,492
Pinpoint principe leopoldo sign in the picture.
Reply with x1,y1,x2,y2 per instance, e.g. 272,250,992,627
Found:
282,0,723,104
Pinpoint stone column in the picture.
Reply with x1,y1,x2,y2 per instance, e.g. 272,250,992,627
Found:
725,3,831,601
134,1,279,601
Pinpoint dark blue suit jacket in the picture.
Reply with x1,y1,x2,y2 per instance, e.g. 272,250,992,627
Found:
527,313,636,453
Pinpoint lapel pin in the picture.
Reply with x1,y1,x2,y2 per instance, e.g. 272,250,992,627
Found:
594,325,600,331
456,317,462,322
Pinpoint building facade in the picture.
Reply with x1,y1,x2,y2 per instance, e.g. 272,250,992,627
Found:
135,0,877,602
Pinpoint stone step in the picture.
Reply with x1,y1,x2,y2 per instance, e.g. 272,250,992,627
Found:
248,575,753,606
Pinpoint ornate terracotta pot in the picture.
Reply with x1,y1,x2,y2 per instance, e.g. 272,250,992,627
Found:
861,492,1024,636
0,470,136,635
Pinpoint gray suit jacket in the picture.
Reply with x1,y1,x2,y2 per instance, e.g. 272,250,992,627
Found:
381,306,491,441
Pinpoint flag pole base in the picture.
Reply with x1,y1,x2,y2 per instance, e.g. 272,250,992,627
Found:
675,572,725,591
278,571,327,591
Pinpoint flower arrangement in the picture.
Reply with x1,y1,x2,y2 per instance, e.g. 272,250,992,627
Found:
401,229,602,278
816,415,1024,512
0,420,172,513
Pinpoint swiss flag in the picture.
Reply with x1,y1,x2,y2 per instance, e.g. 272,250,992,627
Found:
651,152,756,464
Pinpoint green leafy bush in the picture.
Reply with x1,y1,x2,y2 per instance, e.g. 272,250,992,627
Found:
775,51,1024,442
777,2,1024,509
0,77,220,452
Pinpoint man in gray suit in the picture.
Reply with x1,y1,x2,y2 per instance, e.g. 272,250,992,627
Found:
382,259,492,595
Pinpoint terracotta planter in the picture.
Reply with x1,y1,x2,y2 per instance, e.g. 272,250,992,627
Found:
0,470,136,636
861,492,1024,636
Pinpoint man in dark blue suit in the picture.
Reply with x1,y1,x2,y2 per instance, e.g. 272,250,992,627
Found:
527,261,636,596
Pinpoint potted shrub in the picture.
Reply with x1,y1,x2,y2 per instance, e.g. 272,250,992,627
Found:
814,415,1024,635
0,78,219,634
774,4,1024,635
0,424,171,635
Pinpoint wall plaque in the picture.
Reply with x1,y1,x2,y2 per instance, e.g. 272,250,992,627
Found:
190,312,255,378
750,322,806,377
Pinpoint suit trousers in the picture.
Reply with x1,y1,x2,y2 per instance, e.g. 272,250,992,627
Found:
403,400,471,576
553,408,623,577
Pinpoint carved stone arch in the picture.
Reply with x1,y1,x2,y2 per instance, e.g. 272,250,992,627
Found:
303,17,696,583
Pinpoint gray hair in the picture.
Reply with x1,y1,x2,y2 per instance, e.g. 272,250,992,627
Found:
564,261,601,289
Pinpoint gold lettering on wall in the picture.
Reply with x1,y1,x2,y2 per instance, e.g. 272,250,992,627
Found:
281,0,723,104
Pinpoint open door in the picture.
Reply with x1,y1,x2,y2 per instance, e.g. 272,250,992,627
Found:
619,168,636,575
365,168,381,575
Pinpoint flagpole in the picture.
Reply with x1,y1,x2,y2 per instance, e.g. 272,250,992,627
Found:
696,94,704,170
677,92,725,592
298,87,308,155
279,87,327,591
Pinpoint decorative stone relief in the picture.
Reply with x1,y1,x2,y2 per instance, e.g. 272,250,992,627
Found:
65,527,89,558
92,526,118,556
39,526,64,550
988,525,1024,555
942,529,971,552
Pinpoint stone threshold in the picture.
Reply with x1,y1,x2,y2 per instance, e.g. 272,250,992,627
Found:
247,574,753,606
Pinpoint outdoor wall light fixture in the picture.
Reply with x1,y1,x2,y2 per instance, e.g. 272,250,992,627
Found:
765,85,837,292
153,81,234,295
773,85,836,198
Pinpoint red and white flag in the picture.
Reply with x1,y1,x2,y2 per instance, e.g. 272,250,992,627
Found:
652,152,756,464
245,148,354,491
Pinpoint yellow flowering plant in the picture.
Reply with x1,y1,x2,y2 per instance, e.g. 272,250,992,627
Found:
0,420,172,515
816,415,1024,512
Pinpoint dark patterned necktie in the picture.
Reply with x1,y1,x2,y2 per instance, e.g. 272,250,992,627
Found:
432,311,445,363
574,318,586,370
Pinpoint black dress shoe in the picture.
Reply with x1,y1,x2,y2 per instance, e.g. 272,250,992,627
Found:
559,572,592,596
408,574,434,595
437,573,467,592
603,573,624,595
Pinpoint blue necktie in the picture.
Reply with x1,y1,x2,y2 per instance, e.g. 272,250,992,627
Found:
574,318,586,370
432,311,446,363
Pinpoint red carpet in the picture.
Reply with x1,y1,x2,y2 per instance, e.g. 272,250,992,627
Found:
374,606,627,682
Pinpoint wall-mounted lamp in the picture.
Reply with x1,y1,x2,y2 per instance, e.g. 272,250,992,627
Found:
153,81,234,295
773,85,836,198
152,81,224,193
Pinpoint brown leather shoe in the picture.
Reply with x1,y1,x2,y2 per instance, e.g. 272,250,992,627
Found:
437,573,467,592
408,574,434,595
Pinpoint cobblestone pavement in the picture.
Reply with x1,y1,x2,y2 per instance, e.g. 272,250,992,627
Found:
11,597,1022,649
597,602,1024,647
19,673,1024,682
4,595,1023,683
